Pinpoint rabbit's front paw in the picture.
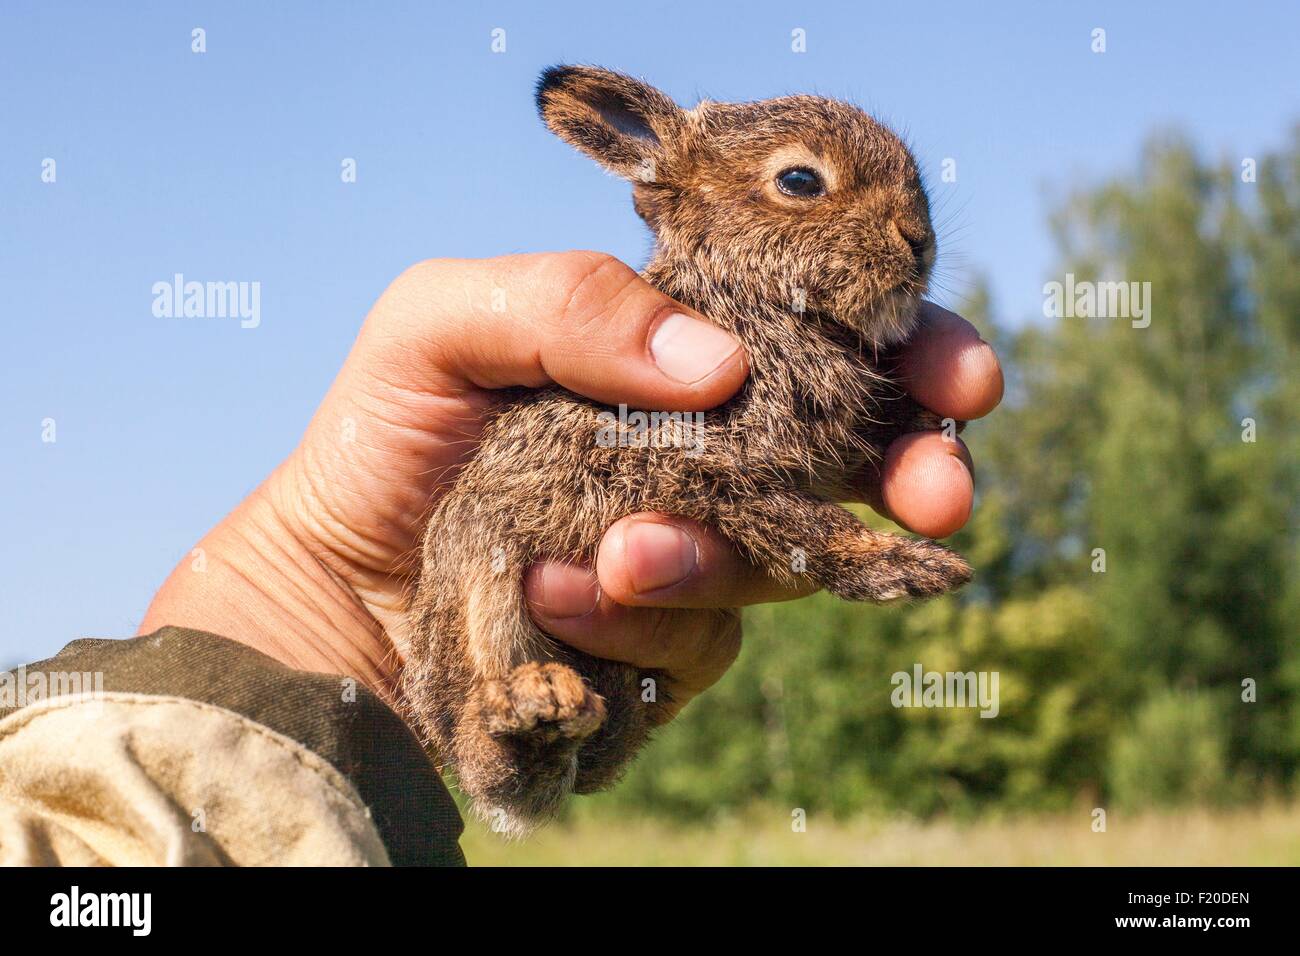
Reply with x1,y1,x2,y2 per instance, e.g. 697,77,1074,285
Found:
481,661,606,742
824,532,972,603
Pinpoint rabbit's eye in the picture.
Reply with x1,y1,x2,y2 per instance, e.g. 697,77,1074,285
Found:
776,167,824,198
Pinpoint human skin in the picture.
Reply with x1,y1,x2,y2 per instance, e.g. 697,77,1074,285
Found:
138,252,1003,718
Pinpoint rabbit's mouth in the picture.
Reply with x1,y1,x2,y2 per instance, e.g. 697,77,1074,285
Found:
866,289,925,347
837,286,925,348
839,240,934,346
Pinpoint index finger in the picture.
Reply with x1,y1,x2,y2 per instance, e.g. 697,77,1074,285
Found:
896,303,1004,420
367,251,748,411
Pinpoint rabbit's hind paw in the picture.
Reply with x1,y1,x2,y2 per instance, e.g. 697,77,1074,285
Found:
481,661,606,743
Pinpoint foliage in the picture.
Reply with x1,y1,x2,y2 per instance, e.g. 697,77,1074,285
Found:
577,127,1300,821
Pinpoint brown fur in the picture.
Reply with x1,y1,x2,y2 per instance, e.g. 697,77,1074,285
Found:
403,66,971,835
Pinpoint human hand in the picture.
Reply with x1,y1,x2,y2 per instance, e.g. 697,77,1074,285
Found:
139,252,1002,716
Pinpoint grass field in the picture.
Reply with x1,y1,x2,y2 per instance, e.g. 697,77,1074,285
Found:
459,804,1300,866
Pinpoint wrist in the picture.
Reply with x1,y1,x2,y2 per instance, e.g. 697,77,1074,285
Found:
137,465,401,703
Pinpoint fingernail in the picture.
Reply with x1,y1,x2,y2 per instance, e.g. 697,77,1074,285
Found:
532,563,600,619
625,521,699,594
649,312,741,384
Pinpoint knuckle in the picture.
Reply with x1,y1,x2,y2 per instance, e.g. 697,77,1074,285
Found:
540,251,642,334
638,609,688,669
640,608,740,672
706,610,744,668
395,257,451,289
382,258,460,317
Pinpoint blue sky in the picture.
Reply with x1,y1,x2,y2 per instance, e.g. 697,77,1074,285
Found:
1,0,1297,663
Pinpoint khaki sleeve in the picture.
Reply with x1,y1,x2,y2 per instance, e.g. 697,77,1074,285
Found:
0,692,391,866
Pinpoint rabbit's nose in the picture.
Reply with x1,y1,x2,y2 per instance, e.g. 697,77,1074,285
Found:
890,219,932,264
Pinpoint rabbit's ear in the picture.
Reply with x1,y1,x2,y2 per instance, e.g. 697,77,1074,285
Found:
536,66,683,181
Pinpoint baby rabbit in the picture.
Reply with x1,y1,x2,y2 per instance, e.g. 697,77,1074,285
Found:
404,65,972,835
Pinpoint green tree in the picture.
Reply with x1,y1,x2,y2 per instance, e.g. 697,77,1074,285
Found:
579,127,1300,822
